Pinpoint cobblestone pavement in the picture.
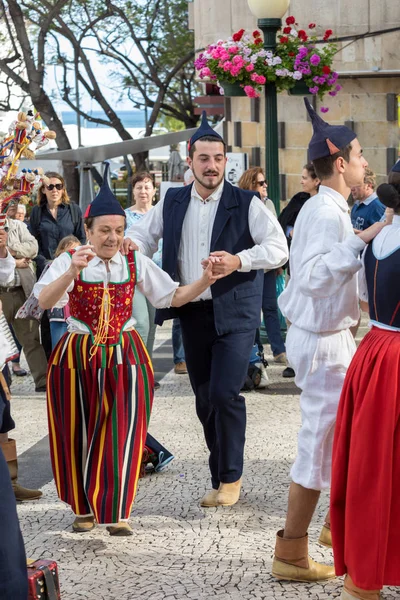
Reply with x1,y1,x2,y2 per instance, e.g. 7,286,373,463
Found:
10,318,399,599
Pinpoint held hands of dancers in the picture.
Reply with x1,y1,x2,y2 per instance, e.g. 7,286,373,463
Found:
201,251,242,279
69,244,97,277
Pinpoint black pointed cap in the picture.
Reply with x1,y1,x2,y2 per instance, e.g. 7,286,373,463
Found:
304,98,357,161
188,111,224,151
84,162,125,218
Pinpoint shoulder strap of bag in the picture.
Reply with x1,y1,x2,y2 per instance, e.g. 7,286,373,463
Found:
41,565,59,600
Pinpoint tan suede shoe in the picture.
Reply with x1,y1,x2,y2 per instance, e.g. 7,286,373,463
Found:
106,522,133,536
272,529,335,582
72,516,95,533
272,556,336,582
216,478,242,506
200,489,219,507
342,575,381,599
341,589,381,600
318,524,332,548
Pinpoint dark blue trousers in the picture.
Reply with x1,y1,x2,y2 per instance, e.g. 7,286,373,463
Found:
178,301,255,489
0,368,28,600
262,270,286,357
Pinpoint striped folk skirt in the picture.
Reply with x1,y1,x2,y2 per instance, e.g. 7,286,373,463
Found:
47,331,154,525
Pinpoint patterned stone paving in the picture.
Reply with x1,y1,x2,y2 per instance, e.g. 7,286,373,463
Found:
10,318,399,599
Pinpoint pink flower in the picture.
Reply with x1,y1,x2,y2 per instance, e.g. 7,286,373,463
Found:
320,107,329,113
328,90,337,96
246,64,255,72
335,84,342,91
200,67,211,78
228,46,239,54
232,55,244,66
244,86,259,98
309,86,319,94
222,61,232,71
310,54,321,66
230,66,241,77
256,75,266,84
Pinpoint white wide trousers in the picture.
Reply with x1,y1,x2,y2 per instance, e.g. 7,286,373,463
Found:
287,324,356,490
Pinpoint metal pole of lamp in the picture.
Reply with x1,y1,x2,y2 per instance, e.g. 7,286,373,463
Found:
259,19,281,215
247,0,290,215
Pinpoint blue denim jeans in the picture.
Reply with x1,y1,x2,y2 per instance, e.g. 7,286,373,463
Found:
172,318,185,364
262,270,286,357
50,321,68,349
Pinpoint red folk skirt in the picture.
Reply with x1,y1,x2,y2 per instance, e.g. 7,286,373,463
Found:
331,326,400,590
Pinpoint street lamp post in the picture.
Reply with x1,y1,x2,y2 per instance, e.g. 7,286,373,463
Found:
247,0,290,215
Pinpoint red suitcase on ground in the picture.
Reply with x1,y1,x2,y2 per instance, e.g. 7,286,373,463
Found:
27,559,61,600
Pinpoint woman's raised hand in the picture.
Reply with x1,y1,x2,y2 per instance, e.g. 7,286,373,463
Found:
70,245,96,275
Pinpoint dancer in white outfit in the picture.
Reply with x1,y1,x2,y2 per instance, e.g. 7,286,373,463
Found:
271,99,385,583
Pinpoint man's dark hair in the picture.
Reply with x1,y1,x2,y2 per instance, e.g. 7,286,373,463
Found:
189,135,226,159
312,143,352,181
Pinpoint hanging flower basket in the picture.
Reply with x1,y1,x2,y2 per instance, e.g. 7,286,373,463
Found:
219,81,247,97
194,18,341,111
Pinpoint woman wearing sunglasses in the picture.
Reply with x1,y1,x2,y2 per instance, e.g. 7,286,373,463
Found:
29,172,86,357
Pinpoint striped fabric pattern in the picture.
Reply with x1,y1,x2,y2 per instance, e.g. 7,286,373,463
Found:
47,330,153,524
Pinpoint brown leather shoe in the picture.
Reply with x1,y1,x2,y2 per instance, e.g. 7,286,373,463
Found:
216,478,242,506
106,522,133,536
318,523,332,548
200,489,219,507
174,361,188,375
72,516,95,533
272,530,336,582
0,439,43,501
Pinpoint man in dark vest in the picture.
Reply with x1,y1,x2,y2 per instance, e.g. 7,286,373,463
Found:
124,112,288,507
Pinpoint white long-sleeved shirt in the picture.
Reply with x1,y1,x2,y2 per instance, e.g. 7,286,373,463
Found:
358,214,400,331
33,250,179,335
126,180,288,301
278,185,366,333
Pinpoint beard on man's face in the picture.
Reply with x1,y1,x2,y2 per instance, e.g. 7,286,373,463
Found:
193,168,225,191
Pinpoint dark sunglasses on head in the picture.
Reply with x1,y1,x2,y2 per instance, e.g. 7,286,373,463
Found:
257,180,267,186
46,183,63,191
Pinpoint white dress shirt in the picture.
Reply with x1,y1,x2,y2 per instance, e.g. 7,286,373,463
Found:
279,186,366,333
33,250,179,335
0,251,16,285
126,180,288,301
358,214,400,331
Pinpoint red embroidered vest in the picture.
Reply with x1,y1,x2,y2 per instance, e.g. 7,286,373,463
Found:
68,250,136,346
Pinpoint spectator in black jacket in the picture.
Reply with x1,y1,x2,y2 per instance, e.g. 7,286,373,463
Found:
28,172,86,276
28,172,85,357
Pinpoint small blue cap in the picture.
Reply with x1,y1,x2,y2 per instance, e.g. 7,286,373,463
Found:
188,111,224,151
84,162,125,219
304,98,357,161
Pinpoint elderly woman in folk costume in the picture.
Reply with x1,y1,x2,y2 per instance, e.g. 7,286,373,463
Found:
35,165,217,536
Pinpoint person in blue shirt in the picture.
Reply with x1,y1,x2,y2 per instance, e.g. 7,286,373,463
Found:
350,167,385,230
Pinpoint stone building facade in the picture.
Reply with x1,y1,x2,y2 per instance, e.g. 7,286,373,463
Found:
189,0,400,201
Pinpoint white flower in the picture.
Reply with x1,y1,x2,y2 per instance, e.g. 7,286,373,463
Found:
293,71,303,80
257,50,268,57
266,51,273,59
250,55,258,63
272,56,282,66
290,29,298,37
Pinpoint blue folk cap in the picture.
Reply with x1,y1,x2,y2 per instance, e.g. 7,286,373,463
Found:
188,111,224,151
304,98,357,161
84,162,125,219
391,160,400,173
